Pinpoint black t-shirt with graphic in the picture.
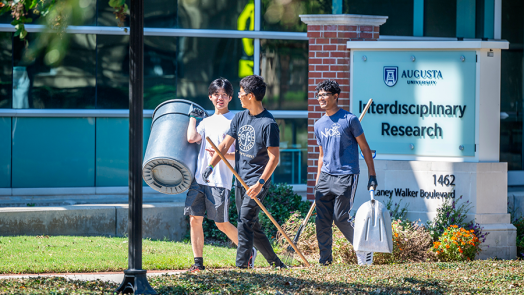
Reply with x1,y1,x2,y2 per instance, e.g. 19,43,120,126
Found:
227,109,280,186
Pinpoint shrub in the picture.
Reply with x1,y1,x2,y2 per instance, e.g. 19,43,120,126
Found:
277,214,435,264
191,182,311,243
432,225,481,261
383,196,409,220
513,217,524,259
425,196,489,244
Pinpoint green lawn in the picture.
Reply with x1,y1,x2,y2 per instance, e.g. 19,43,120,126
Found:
0,235,273,274
0,261,523,294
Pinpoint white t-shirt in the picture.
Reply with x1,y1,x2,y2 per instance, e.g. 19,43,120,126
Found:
194,112,236,190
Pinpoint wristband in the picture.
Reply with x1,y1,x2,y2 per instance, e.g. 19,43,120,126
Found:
208,164,214,170
190,115,202,120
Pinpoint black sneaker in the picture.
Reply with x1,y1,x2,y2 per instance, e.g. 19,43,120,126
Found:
319,260,332,266
188,264,205,272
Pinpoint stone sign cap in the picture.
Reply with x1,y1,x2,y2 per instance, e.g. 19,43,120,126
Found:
299,14,388,26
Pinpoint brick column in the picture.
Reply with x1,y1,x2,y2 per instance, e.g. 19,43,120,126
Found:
299,15,388,200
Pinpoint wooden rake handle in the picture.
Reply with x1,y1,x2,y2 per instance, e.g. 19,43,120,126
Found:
205,137,311,267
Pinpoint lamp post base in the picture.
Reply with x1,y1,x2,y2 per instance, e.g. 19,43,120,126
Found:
116,269,156,294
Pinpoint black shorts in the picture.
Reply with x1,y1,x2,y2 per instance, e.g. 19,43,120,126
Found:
184,179,231,223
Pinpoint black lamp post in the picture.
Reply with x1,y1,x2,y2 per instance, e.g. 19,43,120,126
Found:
116,0,156,293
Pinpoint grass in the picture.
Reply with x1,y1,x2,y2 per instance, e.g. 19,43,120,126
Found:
0,235,272,274
0,260,523,294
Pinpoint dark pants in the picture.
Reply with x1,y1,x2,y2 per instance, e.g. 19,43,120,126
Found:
315,172,359,264
235,181,282,268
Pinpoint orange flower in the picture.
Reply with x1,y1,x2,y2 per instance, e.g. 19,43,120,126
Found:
451,237,456,240
453,225,458,228
395,233,399,238
461,242,465,245
459,249,463,253
446,245,450,248
436,251,440,254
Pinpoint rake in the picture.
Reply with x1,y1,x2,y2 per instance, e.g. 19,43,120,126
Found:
282,98,374,266
205,136,311,267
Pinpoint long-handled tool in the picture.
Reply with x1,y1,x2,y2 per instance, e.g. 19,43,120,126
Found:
283,98,374,265
205,136,311,267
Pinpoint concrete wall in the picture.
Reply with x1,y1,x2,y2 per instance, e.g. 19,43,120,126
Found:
0,202,187,241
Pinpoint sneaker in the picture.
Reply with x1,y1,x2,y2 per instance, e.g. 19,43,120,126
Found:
248,248,257,268
188,264,205,272
356,251,373,265
319,260,332,266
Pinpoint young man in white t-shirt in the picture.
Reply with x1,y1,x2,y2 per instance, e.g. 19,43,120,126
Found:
185,78,256,272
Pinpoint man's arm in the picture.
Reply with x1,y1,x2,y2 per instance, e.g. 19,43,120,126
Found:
187,117,202,143
208,135,236,167
316,145,324,185
246,146,279,199
355,133,377,188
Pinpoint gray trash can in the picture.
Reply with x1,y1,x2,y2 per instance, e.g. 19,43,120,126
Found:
143,99,208,194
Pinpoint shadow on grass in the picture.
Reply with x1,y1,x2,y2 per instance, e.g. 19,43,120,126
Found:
149,270,486,294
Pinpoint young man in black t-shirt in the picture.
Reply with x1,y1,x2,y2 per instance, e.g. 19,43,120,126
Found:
203,75,286,269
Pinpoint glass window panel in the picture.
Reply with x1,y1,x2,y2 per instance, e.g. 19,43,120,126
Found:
97,0,176,28
0,33,12,108
96,35,177,109
178,0,252,30
272,118,307,184
0,0,96,25
499,0,524,170
177,37,246,110
343,0,413,36
262,0,331,32
12,34,96,109
260,39,308,110
424,0,456,37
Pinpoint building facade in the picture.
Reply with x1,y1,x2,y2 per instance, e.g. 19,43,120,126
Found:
0,0,522,201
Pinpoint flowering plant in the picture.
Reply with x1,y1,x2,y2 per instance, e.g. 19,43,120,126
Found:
432,225,481,261
425,196,489,244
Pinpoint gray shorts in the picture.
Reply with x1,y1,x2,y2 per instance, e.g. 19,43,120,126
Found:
184,179,231,223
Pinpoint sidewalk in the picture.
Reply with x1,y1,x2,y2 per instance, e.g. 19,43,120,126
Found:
0,270,185,283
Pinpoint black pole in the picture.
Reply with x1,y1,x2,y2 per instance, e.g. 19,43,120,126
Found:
116,0,156,293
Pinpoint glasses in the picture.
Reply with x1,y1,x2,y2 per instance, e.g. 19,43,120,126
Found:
213,93,230,98
238,91,248,97
315,92,334,99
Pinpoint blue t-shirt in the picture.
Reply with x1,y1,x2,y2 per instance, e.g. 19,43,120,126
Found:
314,109,364,175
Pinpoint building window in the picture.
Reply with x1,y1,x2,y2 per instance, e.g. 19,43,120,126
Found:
343,0,414,36
262,0,331,32
500,0,524,170
177,37,247,110
424,0,457,37
0,33,12,109
12,34,97,109
97,35,177,109
260,39,308,110
178,0,253,30
273,118,307,184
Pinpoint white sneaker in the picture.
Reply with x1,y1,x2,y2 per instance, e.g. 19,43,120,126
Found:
356,251,373,265
248,247,257,268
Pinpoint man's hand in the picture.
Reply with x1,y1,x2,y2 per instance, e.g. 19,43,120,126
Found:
246,182,263,199
202,165,213,183
367,175,378,190
189,108,205,120
205,148,215,157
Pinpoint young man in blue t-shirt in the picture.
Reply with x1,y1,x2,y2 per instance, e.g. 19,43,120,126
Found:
313,79,378,266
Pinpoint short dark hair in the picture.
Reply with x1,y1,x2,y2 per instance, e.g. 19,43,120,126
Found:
208,77,233,97
239,75,266,101
315,80,341,95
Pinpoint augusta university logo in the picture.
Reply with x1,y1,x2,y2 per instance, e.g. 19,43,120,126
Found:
239,125,256,152
383,66,398,87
